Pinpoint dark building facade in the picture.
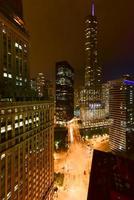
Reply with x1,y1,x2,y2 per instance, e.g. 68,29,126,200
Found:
109,76,134,154
0,0,23,19
0,0,30,101
88,149,134,200
55,61,74,127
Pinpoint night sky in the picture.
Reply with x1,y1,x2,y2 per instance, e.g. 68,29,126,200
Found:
23,0,134,87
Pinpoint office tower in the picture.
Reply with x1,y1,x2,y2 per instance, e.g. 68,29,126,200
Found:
0,101,54,200
55,61,74,127
36,73,46,97
0,0,30,100
109,75,134,153
88,149,134,200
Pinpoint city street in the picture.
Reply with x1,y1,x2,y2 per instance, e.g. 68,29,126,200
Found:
54,121,109,200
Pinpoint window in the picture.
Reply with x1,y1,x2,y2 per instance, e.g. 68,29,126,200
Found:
3,72,7,77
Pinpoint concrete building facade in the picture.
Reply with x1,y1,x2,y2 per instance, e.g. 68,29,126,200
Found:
109,76,134,153
0,101,54,200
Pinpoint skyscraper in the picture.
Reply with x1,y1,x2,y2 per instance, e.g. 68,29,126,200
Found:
55,61,74,127
0,1,54,200
85,0,102,94
36,73,46,97
80,0,104,129
109,75,134,154
55,61,74,150
0,0,23,19
0,0,30,100
0,101,54,200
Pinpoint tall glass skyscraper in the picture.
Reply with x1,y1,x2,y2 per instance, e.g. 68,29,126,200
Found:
85,0,102,92
80,0,104,129
55,61,74,127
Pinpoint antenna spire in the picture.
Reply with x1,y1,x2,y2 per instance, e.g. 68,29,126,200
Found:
91,0,95,16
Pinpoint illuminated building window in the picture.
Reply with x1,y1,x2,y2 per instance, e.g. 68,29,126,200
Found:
15,42,19,48
59,78,65,85
1,153,6,160
1,127,6,133
19,122,23,127
8,74,12,78
1,110,5,114
15,116,18,120
7,125,12,131
3,72,7,77
19,115,23,119
2,29,6,34
25,120,28,125
19,45,22,50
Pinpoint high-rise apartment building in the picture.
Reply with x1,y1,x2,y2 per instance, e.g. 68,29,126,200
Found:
55,61,74,127
0,101,54,200
0,0,30,100
109,75,134,153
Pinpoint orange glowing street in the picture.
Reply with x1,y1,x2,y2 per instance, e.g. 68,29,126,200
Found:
54,120,109,200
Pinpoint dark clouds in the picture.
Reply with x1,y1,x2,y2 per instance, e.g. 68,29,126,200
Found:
23,0,134,86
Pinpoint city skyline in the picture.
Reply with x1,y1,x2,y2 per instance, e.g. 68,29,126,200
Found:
23,0,134,86
1,1,134,200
